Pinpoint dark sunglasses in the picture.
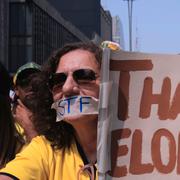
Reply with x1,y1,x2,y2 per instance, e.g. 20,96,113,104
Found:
49,68,97,91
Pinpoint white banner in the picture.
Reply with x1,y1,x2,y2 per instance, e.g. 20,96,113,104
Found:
98,49,180,180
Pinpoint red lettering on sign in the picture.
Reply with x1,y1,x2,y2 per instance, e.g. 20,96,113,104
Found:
139,77,171,120
129,130,154,174
152,129,176,173
168,83,180,119
109,128,179,177
110,59,153,121
108,128,131,177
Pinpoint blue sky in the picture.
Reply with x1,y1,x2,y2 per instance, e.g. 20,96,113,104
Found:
101,0,180,54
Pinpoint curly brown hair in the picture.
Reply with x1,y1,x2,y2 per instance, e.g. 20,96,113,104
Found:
42,41,102,75
22,68,75,149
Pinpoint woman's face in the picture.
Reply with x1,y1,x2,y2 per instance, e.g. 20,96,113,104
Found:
51,49,100,124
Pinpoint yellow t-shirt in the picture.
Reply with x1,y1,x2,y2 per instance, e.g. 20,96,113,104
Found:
0,136,97,180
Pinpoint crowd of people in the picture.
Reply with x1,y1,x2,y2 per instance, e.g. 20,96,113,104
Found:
0,42,102,180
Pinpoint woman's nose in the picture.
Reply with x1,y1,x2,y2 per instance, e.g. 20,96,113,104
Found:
62,75,79,97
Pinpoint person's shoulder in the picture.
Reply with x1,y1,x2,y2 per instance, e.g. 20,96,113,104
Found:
19,136,52,155
32,135,49,143
12,135,54,166
29,135,51,148
0,136,52,179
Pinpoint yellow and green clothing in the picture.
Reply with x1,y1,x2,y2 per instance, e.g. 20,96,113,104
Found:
0,136,97,180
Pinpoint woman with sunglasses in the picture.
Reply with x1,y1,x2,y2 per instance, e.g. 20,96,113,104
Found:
0,42,102,180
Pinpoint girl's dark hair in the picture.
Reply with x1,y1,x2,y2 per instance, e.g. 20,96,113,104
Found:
0,63,12,97
0,95,24,167
40,42,102,149
22,73,55,134
0,63,24,168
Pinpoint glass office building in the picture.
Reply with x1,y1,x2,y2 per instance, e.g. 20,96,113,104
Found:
9,0,89,72
0,0,9,68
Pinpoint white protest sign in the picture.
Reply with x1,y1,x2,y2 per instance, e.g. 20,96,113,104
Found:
98,49,180,180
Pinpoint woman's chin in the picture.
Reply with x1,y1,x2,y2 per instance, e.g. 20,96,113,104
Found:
64,114,83,122
64,114,98,123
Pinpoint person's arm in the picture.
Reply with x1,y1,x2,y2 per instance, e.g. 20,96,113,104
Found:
0,136,48,180
0,174,15,180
